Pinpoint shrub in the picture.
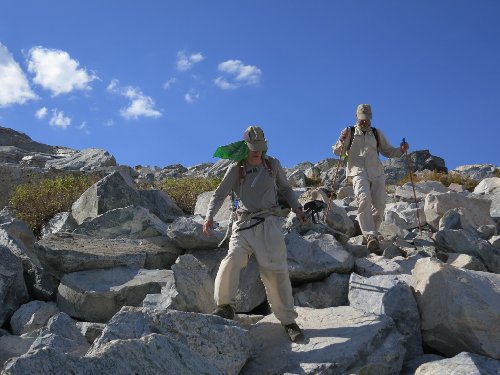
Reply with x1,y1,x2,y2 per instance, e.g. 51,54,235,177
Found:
157,177,222,214
9,174,100,236
399,170,479,192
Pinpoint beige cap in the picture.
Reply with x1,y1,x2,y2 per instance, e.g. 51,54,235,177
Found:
243,126,268,152
356,104,372,120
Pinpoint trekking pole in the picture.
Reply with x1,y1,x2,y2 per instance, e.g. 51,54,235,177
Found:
325,128,348,219
402,138,422,233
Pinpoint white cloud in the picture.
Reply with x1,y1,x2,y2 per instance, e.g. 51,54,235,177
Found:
176,51,204,71
184,89,199,103
28,46,98,96
107,79,162,120
0,43,37,107
214,59,262,90
162,77,177,89
77,121,90,134
104,119,115,127
35,107,48,119
49,109,71,129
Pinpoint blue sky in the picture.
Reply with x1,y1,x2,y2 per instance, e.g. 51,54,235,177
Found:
0,0,499,170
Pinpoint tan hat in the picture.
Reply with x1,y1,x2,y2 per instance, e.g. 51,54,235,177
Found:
243,126,268,152
356,104,372,120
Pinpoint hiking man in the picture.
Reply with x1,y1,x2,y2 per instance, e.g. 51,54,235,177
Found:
203,125,307,342
332,104,409,252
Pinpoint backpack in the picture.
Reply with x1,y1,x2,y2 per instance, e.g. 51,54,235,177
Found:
347,126,380,155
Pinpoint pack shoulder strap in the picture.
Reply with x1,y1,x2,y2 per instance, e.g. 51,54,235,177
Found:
346,126,380,154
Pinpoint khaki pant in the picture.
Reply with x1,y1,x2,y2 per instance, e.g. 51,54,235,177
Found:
214,215,298,325
352,172,386,237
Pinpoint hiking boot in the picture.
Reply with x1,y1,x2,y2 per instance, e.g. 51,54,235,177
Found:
366,235,381,253
284,323,305,343
212,305,235,320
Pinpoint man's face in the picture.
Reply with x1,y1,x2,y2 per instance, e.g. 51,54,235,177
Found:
358,119,371,128
247,150,263,164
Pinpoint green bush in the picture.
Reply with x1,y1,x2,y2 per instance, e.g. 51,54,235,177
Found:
158,177,222,214
9,174,100,236
399,170,479,192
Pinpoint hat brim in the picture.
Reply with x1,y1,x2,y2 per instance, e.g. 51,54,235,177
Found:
246,140,268,152
356,113,372,120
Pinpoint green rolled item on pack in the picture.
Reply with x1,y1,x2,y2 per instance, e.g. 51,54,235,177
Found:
213,140,249,161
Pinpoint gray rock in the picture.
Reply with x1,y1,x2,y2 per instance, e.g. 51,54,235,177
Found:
355,254,406,277
408,150,447,173
137,189,184,222
71,170,143,225
206,158,233,178
424,192,494,230
10,300,59,335
167,216,224,250
0,245,29,326
349,273,423,360
446,253,488,272
3,334,223,375
452,164,499,181
187,249,266,313
401,354,445,375
324,202,356,237
287,169,307,187
474,177,500,195
29,312,89,356
285,232,354,283
241,306,405,375
34,233,172,278
91,307,251,375
73,205,168,239
193,190,232,223
76,322,106,344
144,254,216,314
293,273,349,308
490,235,500,248
394,181,449,203
415,352,500,375
57,267,171,322
0,334,35,367
45,148,116,171
433,229,500,273
411,258,500,359
40,212,78,238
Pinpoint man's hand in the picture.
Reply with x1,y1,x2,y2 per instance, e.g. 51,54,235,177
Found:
400,141,409,154
294,207,308,224
202,218,214,236
340,128,349,142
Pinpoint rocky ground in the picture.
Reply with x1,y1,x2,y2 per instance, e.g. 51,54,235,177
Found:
1,125,499,374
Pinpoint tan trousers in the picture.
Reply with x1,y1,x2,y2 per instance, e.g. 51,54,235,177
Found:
352,172,386,237
214,215,298,325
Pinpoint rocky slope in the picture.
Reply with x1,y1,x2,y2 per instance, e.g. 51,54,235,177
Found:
1,125,499,374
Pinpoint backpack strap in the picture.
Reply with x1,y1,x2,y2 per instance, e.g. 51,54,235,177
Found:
371,127,380,154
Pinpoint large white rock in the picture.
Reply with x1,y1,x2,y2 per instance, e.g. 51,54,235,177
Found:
9,300,59,335
241,306,405,375
0,245,29,326
285,232,354,282
167,216,225,250
91,307,251,375
293,273,349,308
34,233,175,278
424,192,494,230
411,258,500,359
415,352,500,375
57,267,171,322
194,190,232,223
349,273,423,360
2,334,223,375
45,148,116,171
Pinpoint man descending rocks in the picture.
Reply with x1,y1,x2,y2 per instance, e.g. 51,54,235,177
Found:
332,104,409,253
203,126,307,342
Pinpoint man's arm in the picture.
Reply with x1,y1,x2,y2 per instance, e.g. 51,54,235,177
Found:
332,128,350,157
377,129,404,158
203,163,237,235
273,158,307,222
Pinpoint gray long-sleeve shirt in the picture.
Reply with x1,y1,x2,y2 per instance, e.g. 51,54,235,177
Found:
206,156,300,220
